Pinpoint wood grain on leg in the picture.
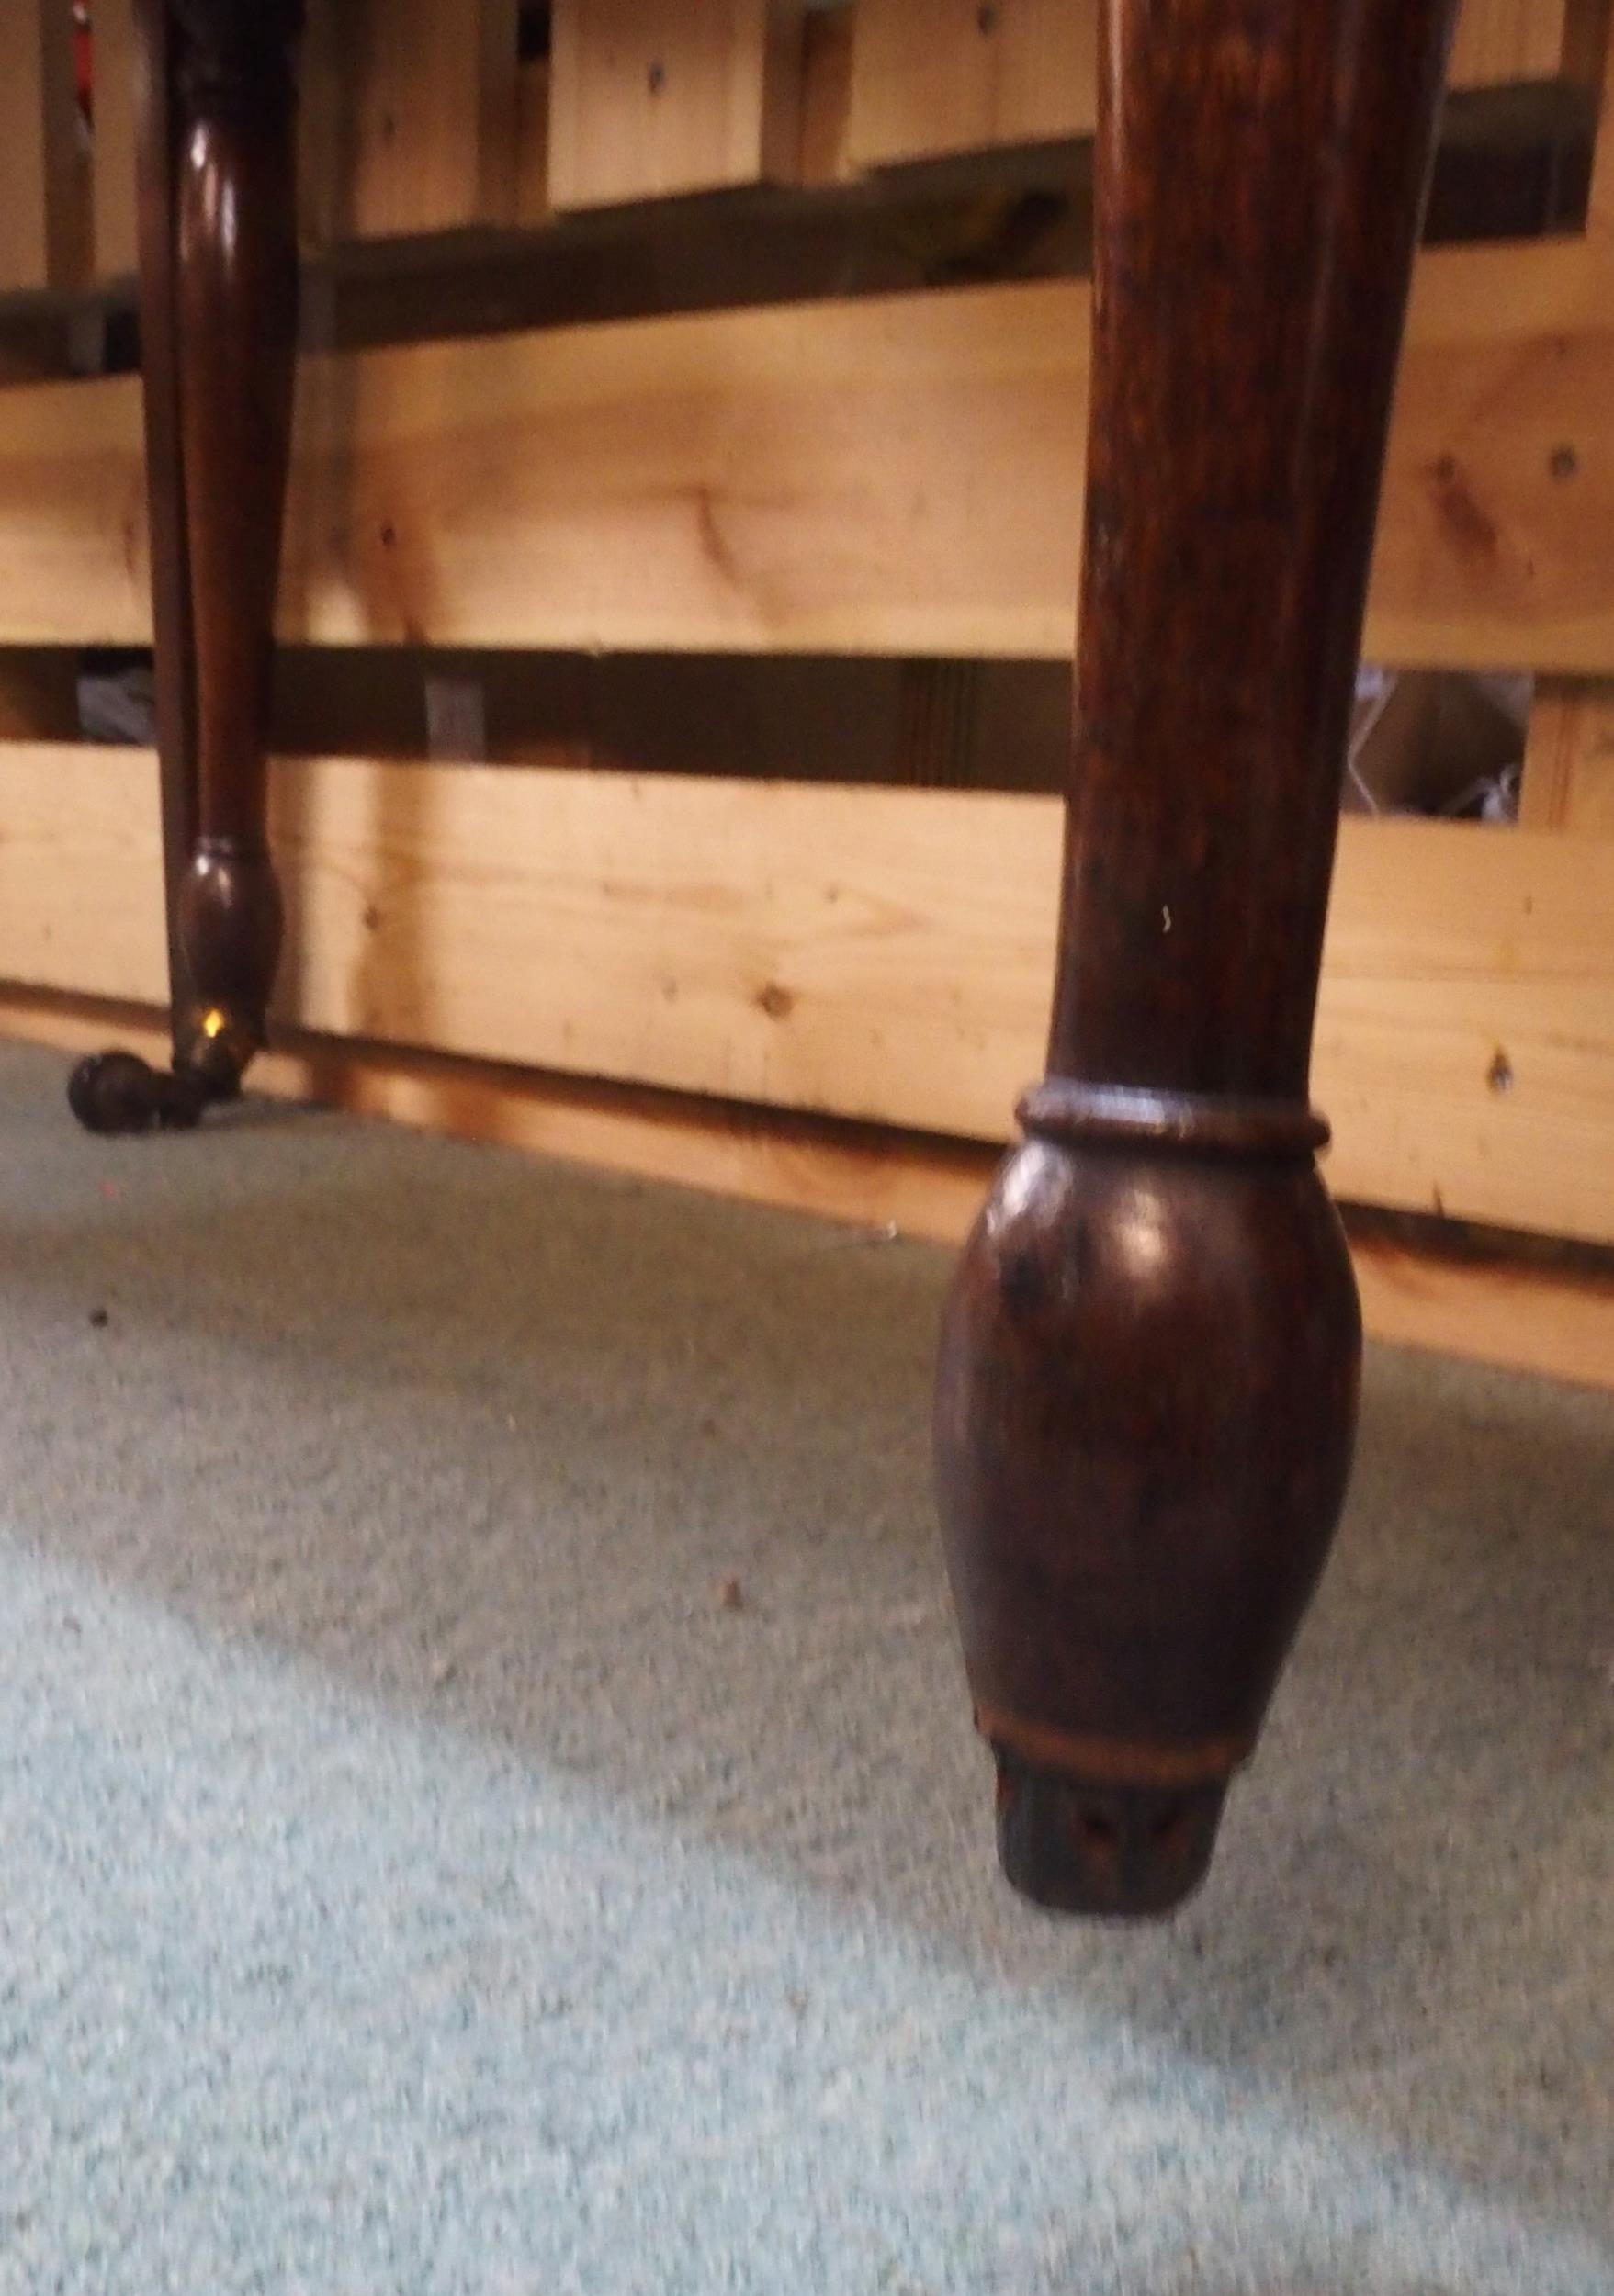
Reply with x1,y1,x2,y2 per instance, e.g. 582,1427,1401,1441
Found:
934,0,1462,1917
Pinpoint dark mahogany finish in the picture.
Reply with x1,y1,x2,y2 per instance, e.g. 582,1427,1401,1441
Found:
935,0,1461,1917
70,0,302,1136
66,0,1464,1919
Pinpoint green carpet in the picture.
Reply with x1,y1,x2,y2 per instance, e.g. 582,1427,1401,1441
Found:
0,1039,1608,2293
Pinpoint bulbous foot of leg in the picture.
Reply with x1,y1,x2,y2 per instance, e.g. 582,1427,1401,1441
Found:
65,999,263,1135
172,1003,260,1099
165,844,281,1102
994,1749,1229,1919
67,1051,214,1135
935,1086,1362,1919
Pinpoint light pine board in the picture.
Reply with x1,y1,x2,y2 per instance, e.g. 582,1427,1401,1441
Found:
1,742,1611,1244
3,242,1613,668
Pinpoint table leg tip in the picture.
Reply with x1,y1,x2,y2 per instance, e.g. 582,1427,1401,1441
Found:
992,1750,1230,1919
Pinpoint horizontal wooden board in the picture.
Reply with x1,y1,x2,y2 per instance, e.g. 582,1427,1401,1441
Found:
1,741,1611,1244
1315,816,1614,1237
279,278,1087,658
4,981,1612,1392
3,241,1614,668
1348,1224,1614,1391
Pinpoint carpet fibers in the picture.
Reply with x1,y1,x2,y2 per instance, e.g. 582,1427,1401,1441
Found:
0,1041,1609,2294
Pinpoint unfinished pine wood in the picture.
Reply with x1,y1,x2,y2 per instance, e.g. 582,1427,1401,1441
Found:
2,981,1611,1391
798,4,855,185
1587,0,1614,232
1,743,1611,1244
0,746,171,1003
0,372,143,645
53,0,1607,285
1314,816,1614,1238
0,253,1571,653
4,243,1613,665
1520,675,1614,830
846,0,1100,166
86,0,525,260
0,0,91,293
515,55,551,223
1562,0,1614,83
548,0,804,209
1349,1225,1614,1390
296,0,344,248
1448,0,1605,84
90,0,139,280
322,0,520,241
66,0,1606,276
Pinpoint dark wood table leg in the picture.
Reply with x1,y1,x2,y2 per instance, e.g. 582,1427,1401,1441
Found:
935,0,1461,1918
70,0,302,1136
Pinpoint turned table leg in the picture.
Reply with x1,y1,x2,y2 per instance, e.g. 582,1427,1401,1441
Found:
70,0,303,1136
935,0,1461,1917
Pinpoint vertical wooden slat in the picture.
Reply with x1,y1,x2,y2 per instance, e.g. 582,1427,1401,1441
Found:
798,4,856,186
1448,0,1613,87
1520,677,1614,831
1560,0,1614,84
324,0,521,242
106,0,528,264
295,0,344,250
1450,0,1578,82
0,0,92,292
548,0,805,210
846,0,1098,167
1586,0,1614,232
514,53,551,224
474,0,525,224
92,0,140,279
